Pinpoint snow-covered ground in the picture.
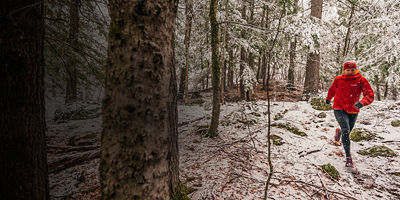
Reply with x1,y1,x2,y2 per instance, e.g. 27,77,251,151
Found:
46,94,400,199
178,98,400,200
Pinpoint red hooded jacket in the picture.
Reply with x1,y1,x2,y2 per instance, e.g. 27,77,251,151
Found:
326,71,374,114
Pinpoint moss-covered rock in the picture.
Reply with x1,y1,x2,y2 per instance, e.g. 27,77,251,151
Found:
311,98,332,111
54,101,101,122
271,135,283,146
350,128,376,142
322,163,340,180
274,109,288,120
358,145,397,157
172,183,193,200
271,123,307,136
391,120,400,127
390,172,400,177
317,112,327,118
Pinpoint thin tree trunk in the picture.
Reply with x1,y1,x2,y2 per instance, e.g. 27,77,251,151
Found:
240,2,247,100
343,3,355,58
392,83,398,101
246,52,254,101
220,0,229,104
287,38,296,89
179,0,193,103
257,51,261,80
383,80,388,99
303,0,323,99
375,74,381,101
336,42,342,75
0,0,49,199
264,4,285,199
228,48,234,88
65,0,79,103
101,1,179,198
262,6,269,90
287,0,298,89
262,52,267,90
207,0,221,138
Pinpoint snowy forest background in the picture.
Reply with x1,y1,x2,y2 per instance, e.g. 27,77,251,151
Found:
45,0,400,107
4,0,400,199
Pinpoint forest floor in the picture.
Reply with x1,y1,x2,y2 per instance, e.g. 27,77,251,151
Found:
46,90,400,199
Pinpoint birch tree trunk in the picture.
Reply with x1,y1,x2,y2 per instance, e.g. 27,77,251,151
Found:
100,1,179,199
0,0,49,199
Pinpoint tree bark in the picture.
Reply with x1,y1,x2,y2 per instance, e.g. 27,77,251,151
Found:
65,0,80,103
220,0,229,104
207,0,221,138
240,2,247,100
287,38,296,89
343,3,355,58
0,0,49,199
228,48,234,88
101,1,179,199
303,0,323,99
179,0,193,103
375,74,381,101
383,80,388,100
392,83,398,101
287,0,298,89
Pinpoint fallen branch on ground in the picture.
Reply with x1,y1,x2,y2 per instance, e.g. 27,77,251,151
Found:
47,145,100,154
48,151,100,174
178,116,206,126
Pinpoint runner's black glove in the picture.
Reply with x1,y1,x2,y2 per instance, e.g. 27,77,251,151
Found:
325,99,331,104
354,102,363,109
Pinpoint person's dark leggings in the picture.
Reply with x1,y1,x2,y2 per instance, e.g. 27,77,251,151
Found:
334,110,358,157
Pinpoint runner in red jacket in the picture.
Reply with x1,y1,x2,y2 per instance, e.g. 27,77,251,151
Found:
325,61,374,168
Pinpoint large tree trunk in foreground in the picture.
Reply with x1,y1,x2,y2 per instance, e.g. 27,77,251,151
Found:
303,0,323,99
65,0,80,103
100,1,179,199
0,0,49,199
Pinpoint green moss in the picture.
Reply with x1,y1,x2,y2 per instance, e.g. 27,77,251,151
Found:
311,98,332,111
274,113,284,121
391,120,400,127
274,109,288,120
390,172,400,177
317,112,327,118
350,128,376,142
358,145,397,157
172,183,193,200
322,164,340,180
271,123,307,136
271,135,283,146
237,118,257,125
